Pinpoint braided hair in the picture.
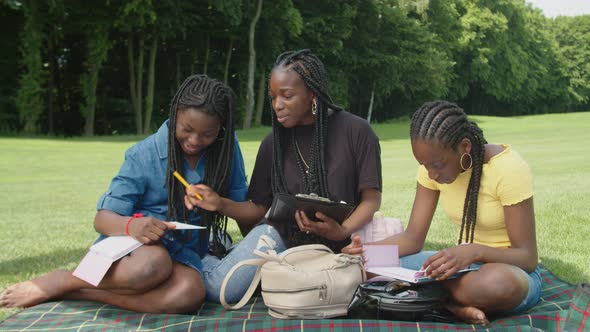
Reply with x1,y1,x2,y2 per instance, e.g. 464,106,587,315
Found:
270,49,349,251
410,100,487,244
270,49,343,198
166,74,235,253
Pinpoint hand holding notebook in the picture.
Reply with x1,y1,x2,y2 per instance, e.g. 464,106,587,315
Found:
363,244,478,283
73,221,204,286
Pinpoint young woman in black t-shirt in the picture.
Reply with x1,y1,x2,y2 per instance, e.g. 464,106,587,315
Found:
185,49,382,253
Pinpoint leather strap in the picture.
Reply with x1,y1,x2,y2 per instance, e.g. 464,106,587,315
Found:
220,258,266,309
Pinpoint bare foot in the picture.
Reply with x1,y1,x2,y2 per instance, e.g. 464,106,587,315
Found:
446,303,489,325
0,270,78,308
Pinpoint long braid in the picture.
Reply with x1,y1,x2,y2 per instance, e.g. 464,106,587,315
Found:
410,101,487,245
270,49,350,252
166,74,235,251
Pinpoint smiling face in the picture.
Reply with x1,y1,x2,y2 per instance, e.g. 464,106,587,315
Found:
175,107,221,159
269,68,315,128
411,138,471,184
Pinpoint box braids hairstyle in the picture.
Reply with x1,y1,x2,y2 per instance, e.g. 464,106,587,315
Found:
270,49,351,251
270,49,343,198
410,100,487,244
166,74,235,252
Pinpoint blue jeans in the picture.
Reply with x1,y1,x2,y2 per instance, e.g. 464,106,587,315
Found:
201,224,286,303
400,251,542,313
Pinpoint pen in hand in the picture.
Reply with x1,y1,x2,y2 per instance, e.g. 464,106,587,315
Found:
172,171,203,200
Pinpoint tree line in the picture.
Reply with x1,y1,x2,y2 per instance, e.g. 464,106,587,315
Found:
0,0,588,136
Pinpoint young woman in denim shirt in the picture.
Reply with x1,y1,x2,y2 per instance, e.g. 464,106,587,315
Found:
0,75,282,313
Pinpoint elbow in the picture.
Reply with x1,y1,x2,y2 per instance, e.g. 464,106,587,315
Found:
521,251,539,273
93,210,105,233
524,258,539,274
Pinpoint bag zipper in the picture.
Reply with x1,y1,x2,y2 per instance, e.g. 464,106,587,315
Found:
263,285,328,300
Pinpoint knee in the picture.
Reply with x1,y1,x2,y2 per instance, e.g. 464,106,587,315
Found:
126,249,173,291
251,224,284,251
160,278,206,314
453,266,527,309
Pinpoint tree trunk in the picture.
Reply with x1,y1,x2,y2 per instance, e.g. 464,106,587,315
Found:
243,0,263,129
203,34,210,75
17,0,45,134
366,84,375,123
128,36,139,134
223,36,234,84
254,66,266,126
83,28,110,136
143,34,158,135
135,36,145,134
47,36,55,135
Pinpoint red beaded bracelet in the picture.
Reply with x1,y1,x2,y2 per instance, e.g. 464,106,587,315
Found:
125,213,144,236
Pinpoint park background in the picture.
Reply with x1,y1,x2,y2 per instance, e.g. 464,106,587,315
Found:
1,0,589,322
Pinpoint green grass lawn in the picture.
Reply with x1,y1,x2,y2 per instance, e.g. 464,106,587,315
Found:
1,112,589,321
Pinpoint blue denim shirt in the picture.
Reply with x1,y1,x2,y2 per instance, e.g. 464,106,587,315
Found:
96,120,248,270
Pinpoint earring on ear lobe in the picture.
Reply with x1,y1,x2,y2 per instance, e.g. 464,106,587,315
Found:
312,98,318,116
217,126,226,141
460,153,473,171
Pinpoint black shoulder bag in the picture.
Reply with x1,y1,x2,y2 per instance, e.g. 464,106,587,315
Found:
347,279,457,323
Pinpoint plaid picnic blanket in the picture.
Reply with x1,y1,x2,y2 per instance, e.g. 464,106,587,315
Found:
0,265,585,331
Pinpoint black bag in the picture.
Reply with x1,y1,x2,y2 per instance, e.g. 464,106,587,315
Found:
347,279,457,322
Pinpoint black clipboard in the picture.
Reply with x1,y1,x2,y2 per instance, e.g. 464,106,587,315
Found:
267,193,355,223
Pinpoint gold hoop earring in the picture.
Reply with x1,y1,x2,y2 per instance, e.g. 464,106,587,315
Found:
460,153,472,171
312,98,318,116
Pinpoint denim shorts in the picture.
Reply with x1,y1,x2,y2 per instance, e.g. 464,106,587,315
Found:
400,251,542,313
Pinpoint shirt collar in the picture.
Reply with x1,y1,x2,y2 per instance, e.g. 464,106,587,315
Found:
155,119,170,160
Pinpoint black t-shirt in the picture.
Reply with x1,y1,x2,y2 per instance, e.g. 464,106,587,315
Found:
247,110,382,251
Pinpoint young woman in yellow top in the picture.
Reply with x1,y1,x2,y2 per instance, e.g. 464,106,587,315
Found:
343,100,541,324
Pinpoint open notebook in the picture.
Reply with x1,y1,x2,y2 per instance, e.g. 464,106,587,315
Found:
72,221,204,286
367,265,479,283
363,244,478,283
73,236,143,286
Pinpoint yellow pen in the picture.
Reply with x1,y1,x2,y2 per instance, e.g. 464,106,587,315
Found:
172,171,203,200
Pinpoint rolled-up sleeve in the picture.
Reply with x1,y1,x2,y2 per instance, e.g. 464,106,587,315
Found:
96,149,146,216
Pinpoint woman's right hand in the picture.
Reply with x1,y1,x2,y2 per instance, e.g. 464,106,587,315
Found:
184,184,223,212
341,235,364,256
127,216,173,244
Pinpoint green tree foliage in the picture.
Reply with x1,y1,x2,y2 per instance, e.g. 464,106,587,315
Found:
454,0,569,114
0,0,588,135
344,0,454,120
553,15,590,110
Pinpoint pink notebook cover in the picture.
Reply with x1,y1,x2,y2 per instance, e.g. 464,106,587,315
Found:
73,251,114,286
363,244,400,269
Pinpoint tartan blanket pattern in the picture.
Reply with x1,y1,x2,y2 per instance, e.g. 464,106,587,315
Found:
0,266,582,331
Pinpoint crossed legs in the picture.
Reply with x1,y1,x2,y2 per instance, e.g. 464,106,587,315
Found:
0,244,205,314
443,263,530,324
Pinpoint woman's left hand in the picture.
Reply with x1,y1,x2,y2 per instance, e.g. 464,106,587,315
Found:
421,244,478,280
295,210,347,241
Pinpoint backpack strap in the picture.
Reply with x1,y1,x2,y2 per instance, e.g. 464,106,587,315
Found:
220,258,266,309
